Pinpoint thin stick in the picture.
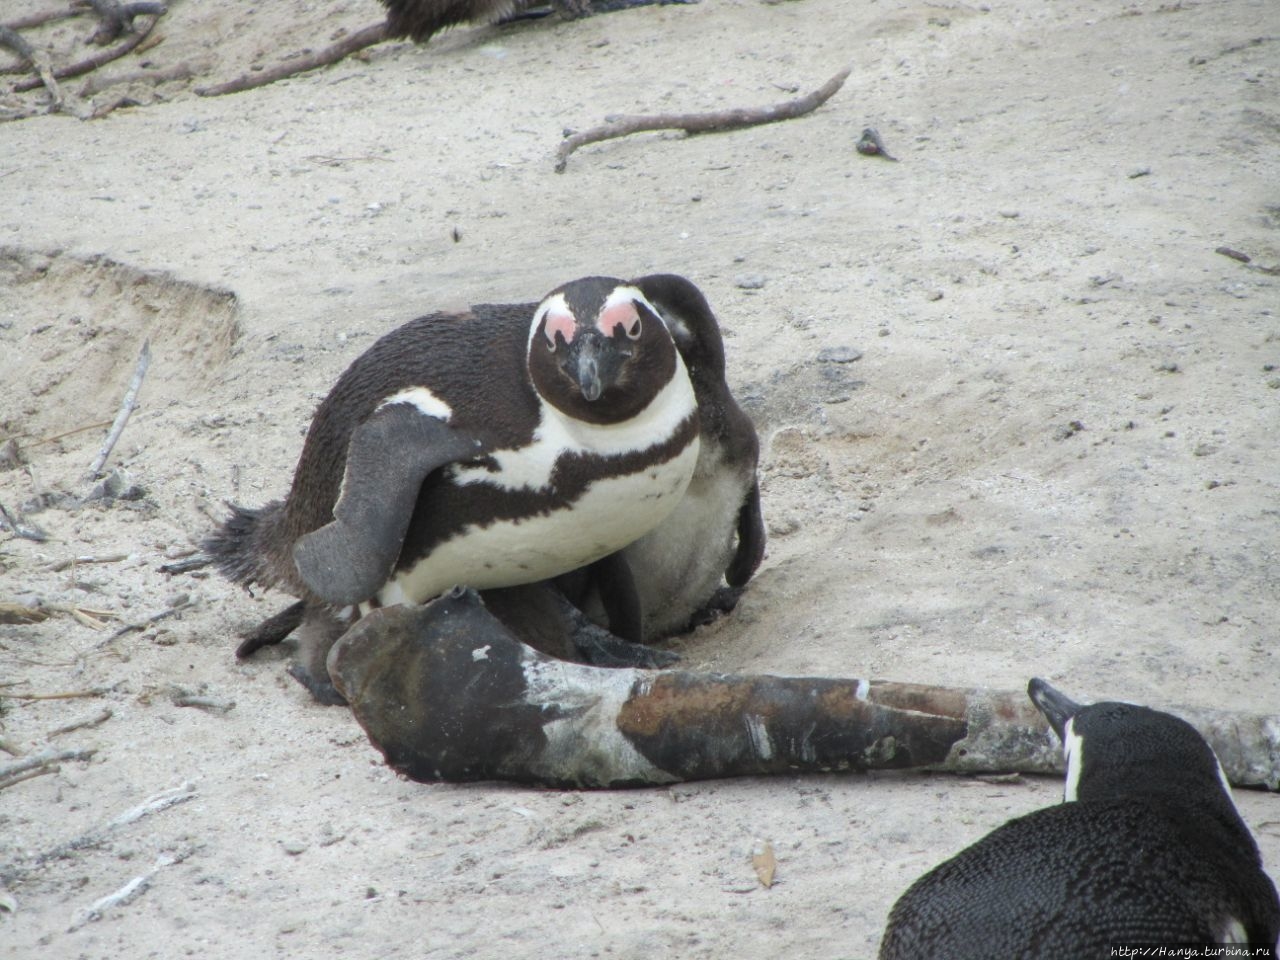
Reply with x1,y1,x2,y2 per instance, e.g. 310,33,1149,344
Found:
0,602,50,625
13,11,159,91
2,8,85,34
0,766,56,789
30,419,113,445
0,746,96,791
107,781,195,828
67,847,184,932
171,694,235,714
85,338,150,481
554,63,853,173
196,20,390,97
47,706,114,738
0,501,48,542
4,688,108,701
0,25,62,109
49,553,128,572
0,780,195,885
103,596,188,643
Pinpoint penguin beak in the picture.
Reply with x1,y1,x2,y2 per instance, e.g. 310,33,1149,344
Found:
567,331,627,402
1028,678,1081,740
576,336,603,401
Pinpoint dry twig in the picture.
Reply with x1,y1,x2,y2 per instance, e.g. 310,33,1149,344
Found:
12,10,161,92
196,21,390,97
0,501,48,542
171,693,235,714
0,25,62,109
0,780,195,885
86,338,150,482
3,687,110,701
554,63,853,173
47,706,114,739
49,553,128,573
0,746,96,791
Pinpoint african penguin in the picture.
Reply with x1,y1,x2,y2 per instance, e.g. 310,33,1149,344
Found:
878,678,1280,959
204,276,701,702
380,0,693,44
557,273,764,641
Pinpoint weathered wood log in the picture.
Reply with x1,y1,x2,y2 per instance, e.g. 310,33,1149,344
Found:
330,589,1280,790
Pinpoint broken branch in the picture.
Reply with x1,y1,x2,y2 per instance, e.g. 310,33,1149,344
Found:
0,746,96,791
196,21,390,97
47,706,114,738
12,11,161,92
85,338,150,482
555,63,853,173
0,24,62,109
0,780,195,886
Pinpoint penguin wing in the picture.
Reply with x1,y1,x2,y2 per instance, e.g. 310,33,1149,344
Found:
294,402,485,607
726,479,766,587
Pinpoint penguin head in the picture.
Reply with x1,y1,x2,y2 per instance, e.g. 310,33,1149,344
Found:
527,277,678,425
1028,678,1236,810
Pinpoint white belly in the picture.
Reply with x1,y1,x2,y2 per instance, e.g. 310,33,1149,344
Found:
374,436,700,607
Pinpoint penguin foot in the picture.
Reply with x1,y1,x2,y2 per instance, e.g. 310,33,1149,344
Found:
235,600,307,659
286,663,349,706
572,620,680,669
686,585,746,629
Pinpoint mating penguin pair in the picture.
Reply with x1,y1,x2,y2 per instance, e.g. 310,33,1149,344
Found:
204,274,763,703
879,678,1280,958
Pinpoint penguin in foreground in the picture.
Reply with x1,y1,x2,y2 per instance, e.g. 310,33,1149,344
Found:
557,273,764,641
878,678,1280,959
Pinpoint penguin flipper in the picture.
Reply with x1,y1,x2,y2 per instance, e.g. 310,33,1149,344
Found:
294,403,484,606
725,480,765,588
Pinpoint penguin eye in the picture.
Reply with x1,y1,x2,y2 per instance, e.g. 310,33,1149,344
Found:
626,318,642,340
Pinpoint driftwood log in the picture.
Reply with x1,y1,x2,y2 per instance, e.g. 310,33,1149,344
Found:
329,589,1280,790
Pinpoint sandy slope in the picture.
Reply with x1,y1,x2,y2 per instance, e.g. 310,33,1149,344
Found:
1,0,1277,956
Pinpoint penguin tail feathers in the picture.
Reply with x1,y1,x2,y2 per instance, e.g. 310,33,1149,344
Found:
202,500,288,590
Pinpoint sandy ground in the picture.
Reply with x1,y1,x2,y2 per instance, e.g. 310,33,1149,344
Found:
1,0,1278,956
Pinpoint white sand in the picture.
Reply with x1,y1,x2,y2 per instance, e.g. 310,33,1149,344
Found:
1,0,1276,956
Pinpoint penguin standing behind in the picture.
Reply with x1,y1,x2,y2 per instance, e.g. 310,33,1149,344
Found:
879,678,1280,959
558,274,764,640
204,276,702,702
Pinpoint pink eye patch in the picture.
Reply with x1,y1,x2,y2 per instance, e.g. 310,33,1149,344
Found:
543,309,577,346
597,301,640,338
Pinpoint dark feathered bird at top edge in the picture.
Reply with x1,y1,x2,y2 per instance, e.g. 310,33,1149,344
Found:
378,0,696,44
878,679,1280,959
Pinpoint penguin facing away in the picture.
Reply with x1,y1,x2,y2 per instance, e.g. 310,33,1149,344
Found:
204,275,703,702
557,273,765,641
878,678,1280,959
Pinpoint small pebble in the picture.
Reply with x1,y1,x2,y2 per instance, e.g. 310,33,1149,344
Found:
281,840,308,856
735,275,767,290
817,346,863,364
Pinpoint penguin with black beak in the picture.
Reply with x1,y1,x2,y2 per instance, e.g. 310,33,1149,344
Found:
204,276,702,702
878,678,1280,958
